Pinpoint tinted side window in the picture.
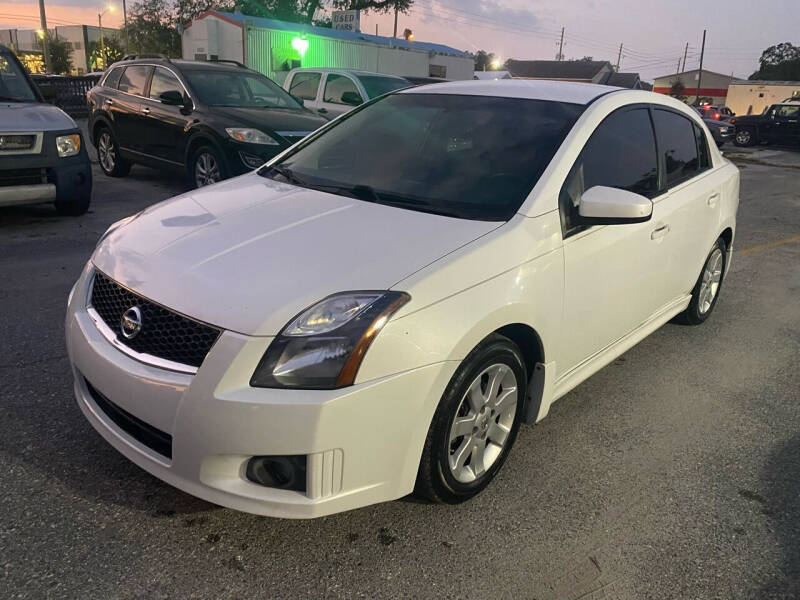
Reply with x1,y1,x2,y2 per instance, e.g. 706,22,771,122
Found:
149,67,182,100
559,107,658,237
290,72,321,100
103,67,123,89
775,105,800,119
653,109,700,186
323,74,361,105
117,66,151,96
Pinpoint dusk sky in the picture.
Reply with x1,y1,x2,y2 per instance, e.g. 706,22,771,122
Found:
1,0,797,81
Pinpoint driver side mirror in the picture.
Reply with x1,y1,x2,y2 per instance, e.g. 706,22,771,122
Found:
159,89,185,106
579,186,653,225
341,91,363,106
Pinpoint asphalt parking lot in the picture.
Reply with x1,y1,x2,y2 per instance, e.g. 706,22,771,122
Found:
1,136,799,600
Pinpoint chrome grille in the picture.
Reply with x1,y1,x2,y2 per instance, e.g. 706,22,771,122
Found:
0,132,41,154
89,271,221,369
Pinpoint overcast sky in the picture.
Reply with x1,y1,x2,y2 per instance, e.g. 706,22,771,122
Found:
1,0,797,81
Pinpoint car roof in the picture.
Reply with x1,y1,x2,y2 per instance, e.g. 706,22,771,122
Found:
290,67,407,79
109,58,249,72
400,79,628,105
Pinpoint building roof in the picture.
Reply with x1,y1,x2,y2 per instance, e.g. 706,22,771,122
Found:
194,10,469,57
402,79,625,105
729,80,800,86
506,59,612,80
601,72,641,88
653,68,738,81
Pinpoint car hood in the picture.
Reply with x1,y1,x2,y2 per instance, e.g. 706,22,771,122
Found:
0,102,76,132
92,173,501,336
208,106,327,138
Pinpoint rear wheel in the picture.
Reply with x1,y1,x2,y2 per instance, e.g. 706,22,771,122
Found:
96,127,131,177
734,128,756,147
676,237,727,325
415,334,526,504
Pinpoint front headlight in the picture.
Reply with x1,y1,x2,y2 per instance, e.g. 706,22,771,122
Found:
225,128,279,145
56,133,81,157
250,291,410,390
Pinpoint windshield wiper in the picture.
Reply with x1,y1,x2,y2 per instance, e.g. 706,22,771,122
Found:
267,165,306,186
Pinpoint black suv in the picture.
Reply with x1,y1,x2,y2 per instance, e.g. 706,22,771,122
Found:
731,102,800,147
87,56,328,187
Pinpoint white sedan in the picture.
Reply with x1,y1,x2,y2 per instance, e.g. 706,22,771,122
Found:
66,80,739,518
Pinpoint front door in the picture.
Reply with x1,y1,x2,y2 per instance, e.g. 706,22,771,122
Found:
317,73,364,119
558,106,667,376
286,71,322,113
141,66,192,166
771,104,800,144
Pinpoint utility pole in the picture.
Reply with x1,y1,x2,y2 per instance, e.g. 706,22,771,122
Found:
695,29,706,104
681,42,688,72
557,27,564,61
122,0,128,53
676,57,681,73
616,43,623,70
37,0,51,73
393,6,398,38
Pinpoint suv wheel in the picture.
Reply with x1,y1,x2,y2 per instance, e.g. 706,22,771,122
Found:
191,145,227,188
96,128,131,177
734,128,756,147
415,334,526,504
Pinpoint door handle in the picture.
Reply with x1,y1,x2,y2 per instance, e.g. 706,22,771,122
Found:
707,193,719,207
651,224,670,240
141,107,151,114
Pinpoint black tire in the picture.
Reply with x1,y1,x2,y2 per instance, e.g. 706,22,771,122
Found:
415,334,527,504
54,194,90,216
676,237,727,325
189,144,228,189
95,126,131,177
733,127,757,147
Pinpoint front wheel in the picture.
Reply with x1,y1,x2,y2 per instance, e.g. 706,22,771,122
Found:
734,128,757,147
55,193,90,216
676,237,727,325
415,334,527,504
190,145,228,188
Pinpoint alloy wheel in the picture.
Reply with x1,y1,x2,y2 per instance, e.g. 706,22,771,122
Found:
195,152,221,187
735,130,751,145
447,363,518,483
698,247,723,314
98,132,115,172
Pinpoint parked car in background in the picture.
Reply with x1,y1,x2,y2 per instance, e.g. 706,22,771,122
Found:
0,43,92,215
87,56,328,188
731,102,800,146
67,80,738,518
283,68,410,119
694,108,734,146
696,104,734,121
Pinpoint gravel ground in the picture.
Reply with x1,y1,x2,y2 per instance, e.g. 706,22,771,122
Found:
0,137,799,599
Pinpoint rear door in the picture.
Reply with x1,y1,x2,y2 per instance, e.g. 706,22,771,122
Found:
114,65,152,153
286,71,322,112
650,108,722,300
317,73,365,119
141,66,193,165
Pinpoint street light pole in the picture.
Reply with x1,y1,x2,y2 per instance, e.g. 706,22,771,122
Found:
122,0,128,53
37,0,52,73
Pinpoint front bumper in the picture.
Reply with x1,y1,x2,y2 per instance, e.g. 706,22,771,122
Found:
66,266,455,518
0,129,91,207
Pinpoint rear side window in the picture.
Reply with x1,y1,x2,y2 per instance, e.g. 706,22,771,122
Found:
117,66,151,96
103,67,123,89
652,109,700,186
559,107,658,237
289,72,320,100
323,74,362,105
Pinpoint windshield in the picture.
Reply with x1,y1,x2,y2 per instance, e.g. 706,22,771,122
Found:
0,53,38,102
356,75,410,99
261,93,582,221
185,69,303,109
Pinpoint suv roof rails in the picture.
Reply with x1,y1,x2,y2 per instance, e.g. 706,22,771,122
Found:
206,58,248,69
121,54,170,61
